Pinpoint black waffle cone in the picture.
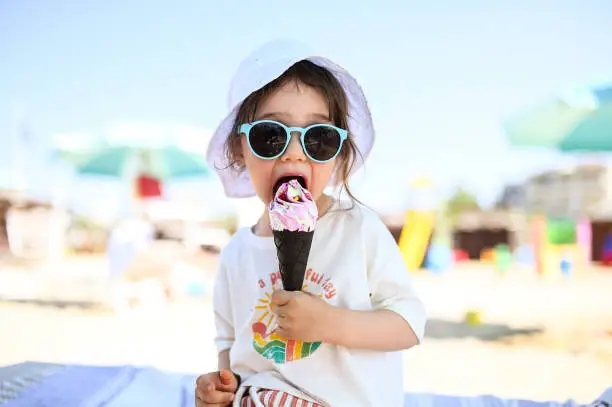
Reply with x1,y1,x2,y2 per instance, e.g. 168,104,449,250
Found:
272,230,314,291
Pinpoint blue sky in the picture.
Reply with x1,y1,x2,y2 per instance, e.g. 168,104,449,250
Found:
1,1,611,215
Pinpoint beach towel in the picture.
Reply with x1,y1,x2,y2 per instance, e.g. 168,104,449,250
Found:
0,362,609,407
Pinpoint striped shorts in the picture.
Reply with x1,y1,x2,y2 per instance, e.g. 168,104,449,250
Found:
240,386,323,407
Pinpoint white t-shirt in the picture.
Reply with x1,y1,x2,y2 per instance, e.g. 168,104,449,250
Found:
213,200,427,407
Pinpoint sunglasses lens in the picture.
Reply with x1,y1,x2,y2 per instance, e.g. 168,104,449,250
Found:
248,122,288,158
304,126,343,162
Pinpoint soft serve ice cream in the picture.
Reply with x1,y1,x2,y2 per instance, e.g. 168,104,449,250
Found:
268,179,318,291
269,179,318,232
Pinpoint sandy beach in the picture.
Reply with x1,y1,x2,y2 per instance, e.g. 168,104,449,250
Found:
1,254,611,404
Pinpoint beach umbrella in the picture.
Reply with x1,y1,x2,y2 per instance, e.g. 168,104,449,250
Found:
55,144,212,212
56,145,210,180
503,83,612,151
52,135,215,224
74,146,210,179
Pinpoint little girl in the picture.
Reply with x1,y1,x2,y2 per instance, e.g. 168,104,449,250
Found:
195,39,427,407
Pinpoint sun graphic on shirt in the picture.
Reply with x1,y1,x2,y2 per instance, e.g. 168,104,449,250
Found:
254,291,277,329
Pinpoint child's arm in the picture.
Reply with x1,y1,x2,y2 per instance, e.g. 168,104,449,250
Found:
196,257,239,407
218,349,242,387
213,259,236,365
324,308,419,351
273,288,423,351
326,210,427,351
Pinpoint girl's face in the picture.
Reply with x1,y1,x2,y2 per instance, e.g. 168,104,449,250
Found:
240,81,337,205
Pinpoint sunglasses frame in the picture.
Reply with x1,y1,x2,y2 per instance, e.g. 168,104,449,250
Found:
238,120,348,163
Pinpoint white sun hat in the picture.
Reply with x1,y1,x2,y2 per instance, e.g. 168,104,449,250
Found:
206,39,375,198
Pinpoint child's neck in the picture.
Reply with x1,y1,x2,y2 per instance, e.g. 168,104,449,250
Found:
252,194,334,237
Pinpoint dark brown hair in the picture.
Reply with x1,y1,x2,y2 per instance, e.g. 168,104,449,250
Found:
223,60,363,203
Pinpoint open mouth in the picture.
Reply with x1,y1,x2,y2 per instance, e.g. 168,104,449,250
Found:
273,175,306,195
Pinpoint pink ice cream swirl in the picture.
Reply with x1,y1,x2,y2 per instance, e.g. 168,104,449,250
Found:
268,179,318,232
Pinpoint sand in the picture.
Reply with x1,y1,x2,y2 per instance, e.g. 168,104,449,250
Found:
1,254,610,404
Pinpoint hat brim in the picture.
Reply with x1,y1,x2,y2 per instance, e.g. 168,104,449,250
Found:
206,55,375,198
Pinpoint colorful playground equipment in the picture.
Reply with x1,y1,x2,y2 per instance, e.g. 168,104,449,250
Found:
531,216,590,277
398,209,435,271
398,177,453,272
397,177,436,271
397,177,597,276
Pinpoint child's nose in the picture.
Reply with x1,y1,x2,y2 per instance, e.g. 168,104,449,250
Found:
280,132,306,162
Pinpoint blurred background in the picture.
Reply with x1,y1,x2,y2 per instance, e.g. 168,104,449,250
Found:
1,0,611,404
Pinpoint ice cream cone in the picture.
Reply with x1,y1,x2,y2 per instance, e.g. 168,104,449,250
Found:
268,178,318,291
273,230,314,291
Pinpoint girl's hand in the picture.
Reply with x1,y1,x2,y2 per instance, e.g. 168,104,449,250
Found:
194,369,238,407
271,290,336,343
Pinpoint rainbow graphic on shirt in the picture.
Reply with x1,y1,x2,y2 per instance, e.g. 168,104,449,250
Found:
251,269,337,364
252,320,321,364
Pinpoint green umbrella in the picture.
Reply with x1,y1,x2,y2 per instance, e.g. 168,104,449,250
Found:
503,84,612,151
77,147,210,179
73,146,210,179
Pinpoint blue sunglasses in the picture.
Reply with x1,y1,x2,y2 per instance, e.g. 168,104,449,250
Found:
238,120,348,163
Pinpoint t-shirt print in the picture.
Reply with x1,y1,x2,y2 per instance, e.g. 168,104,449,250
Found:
251,267,337,364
